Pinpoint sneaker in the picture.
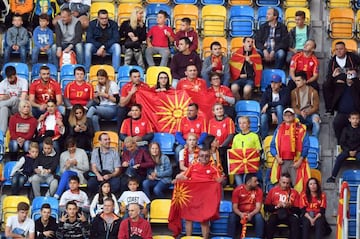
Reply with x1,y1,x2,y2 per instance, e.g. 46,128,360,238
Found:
324,111,334,117
326,176,336,183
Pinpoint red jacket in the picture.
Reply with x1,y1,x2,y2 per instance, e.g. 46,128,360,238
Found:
117,217,152,239
9,113,38,140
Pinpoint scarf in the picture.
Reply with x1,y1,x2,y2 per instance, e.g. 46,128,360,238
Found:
183,147,199,167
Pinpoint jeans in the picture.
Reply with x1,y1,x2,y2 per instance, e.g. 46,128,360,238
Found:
228,212,264,239
31,46,55,65
274,49,286,69
86,105,118,132
52,43,84,69
9,139,31,153
142,179,169,199
11,172,28,195
145,46,170,66
4,45,27,63
30,174,58,197
32,107,46,119
84,43,121,72
332,151,360,177
54,170,77,197
87,176,121,195
260,105,284,139
297,113,320,138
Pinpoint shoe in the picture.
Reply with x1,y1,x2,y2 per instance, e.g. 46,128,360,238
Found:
324,111,334,117
326,176,336,183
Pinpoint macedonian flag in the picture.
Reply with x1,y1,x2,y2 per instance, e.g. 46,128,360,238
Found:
227,148,260,175
337,181,350,239
168,180,221,237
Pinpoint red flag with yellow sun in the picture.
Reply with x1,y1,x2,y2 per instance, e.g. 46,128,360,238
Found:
227,148,260,175
168,180,221,236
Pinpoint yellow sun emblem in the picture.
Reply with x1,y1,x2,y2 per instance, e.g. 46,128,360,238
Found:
156,92,192,133
172,183,192,207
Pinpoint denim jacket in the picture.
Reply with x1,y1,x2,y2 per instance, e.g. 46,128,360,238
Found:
147,154,173,184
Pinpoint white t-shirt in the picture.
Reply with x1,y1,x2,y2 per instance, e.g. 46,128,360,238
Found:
118,191,150,207
59,189,90,208
178,148,196,165
0,77,28,97
336,56,347,69
96,81,119,106
6,215,35,238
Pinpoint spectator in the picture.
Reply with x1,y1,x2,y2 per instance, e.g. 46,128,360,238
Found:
260,74,290,139
288,39,319,92
265,173,300,239
90,181,119,219
117,203,152,239
153,71,173,92
32,14,55,65
85,9,121,73
203,135,224,175
86,69,120,132
119,104,154,145
255,7,289,69
29,65,62,118
87,132,121,195
90,198,121,239
30,137,59,197
0,65,28,135
54,137,89,199
56,201,90,239
201,41,230,87
287,10,314,63
323,41,360,116
5,0,33,30
59,175,90,215
228,173,264,239
291,71,320,138
142,142,173,199
67,104,94,151
327,112,360,183
230,37,262,101
5,202,35,239
119,6,146,69
53,0,90,30
52,8,83,68
174,17,198,53
35,203,58,239
4,14,29,63
10,142,39,195
32,0,54,30
145,10,174,67
176,65,207,93
300,178,327,239
178,133,200,172
171,37,202,81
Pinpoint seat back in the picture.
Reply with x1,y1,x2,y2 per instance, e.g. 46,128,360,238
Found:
283,0,308,7
201,0,225,5
117,65,145,83
59,64,85,91
230,37,244,56
149,199,171,223
327,0,352,8
201,5,227,37
173,0,197,4
284,7,310,31
263,135,275,168
210,200,232,235
332,39,358,54
202,37,227,59
173,4,199,32
310,168,322,184
2,196,30,226
145,0,170,4
256,0,280,6
90,2,115,21
235,100,261,133
329,8,354,39
118,3,142,25
145,4,172,29
307,136,319,169
229,5,255,37
152,133,175,155
258,6,283,28
93,131,119,149
31,63,58,82
2,62,29,81
146,66,172,87
2,161,16,186
153,236,175,239
89,65,116,87
31,196,59,220
260,69,287,92
229,0,253,5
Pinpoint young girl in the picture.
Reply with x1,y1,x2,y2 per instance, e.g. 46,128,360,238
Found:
10,142,39,195
232,116,262,185
178,133,200,172
90,181,119,218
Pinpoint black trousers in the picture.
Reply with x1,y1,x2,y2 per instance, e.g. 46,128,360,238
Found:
266,213,300,239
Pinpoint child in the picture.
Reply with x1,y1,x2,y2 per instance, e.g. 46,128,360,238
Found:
59,175,90,216
4,14,29,63
145,10,175,67
178,133,200,172
10,142,39,195
32,14,54,65
327,112,360,183
174,17,199,53
90,181,119,218
118,177,150,218
232,116,262,185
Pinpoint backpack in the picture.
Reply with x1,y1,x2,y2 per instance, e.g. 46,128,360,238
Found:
9,0,33,15
59,50,77,68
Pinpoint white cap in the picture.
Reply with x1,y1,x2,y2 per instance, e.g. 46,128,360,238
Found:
283,108,295,115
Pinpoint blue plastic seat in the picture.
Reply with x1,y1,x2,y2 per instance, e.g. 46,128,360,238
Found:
235,100,261,133
31,196,59,221
307,136,319,169
146,4,172,29
181,220,202,235
260,69,287,92
256,0,280,6
200,0,224,5
117,65,145,83
152,133,175,155
257,6,283,29
229,6,255,37
31,63,58,82
60,64,86,91
1,161,16,187
341,170,360,202
173,0,197,4
1,62,29,81
210,201,232,235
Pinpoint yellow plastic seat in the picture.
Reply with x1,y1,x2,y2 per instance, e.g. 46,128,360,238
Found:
146,66,172,87
90,2,115,21
118,4,142,26
93,131,119,149
328,8,355,39
119,0,142,3
180,237,203,239
173,4,199,32
331,39,358,53
202,37,227,59
310,168,322,184
336,144,356,161
146,0,170,3
2,196,30,229
230,37,244,56
153,236,175,239
285,7,311,31
263,135,275,168
327,0,352,8
89,65,116,87
228,0,253,6
201,5,227,37
5,130,10,153
283,0,308,7
149,199,171,223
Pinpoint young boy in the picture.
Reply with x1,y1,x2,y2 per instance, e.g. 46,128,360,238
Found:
32,14,54,65
145,10,175,67
35,203,58,239
118,177,150,218
327,112,360,183
174,17,199,53
59,175,90,215
5,202,35,239
10,142,39,195
4,14,29,63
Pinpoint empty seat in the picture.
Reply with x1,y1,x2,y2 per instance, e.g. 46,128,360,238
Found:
201,0,225,5
149,199,171,223
228,0,253,5
173,4,199,32
173,0,197,4
256,0,280,6
285,7,310,31
326,0,352,8
328,8,355,39
229,5,255,37
201,5,227,37
283,0,308,7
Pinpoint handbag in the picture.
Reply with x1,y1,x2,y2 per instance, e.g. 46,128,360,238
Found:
83,148,111,180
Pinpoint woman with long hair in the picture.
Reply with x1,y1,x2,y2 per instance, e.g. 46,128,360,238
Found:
154,71,172,92
68,104,93,151
178,133,200,172
90,181,119,218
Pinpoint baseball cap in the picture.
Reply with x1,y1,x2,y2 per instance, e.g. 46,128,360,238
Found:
271,74,282,83
283,108,295,115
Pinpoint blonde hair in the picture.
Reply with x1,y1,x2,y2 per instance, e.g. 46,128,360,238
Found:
68,104,87,127
238,116,250,124
18,100,33,117
29,142,39,151
130,6,144,30
124,136,137,145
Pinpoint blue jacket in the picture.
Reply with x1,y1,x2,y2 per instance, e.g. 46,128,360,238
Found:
33,26,54,48
260,85,290,111
147,154,173,184
86,19,119,49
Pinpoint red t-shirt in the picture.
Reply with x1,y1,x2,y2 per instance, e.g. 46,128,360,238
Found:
278,124,295,160
64,81,94,106
184,162,221,181
29,79,61,105
265,185,300,208
177,116,207,140
232,184,263,213
147,25,175,48
176,78,207,93
207,86,233,106
120,117,153,137
120,82,150,108
290,52,319,81
208,117,235,146
300,192,326,214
